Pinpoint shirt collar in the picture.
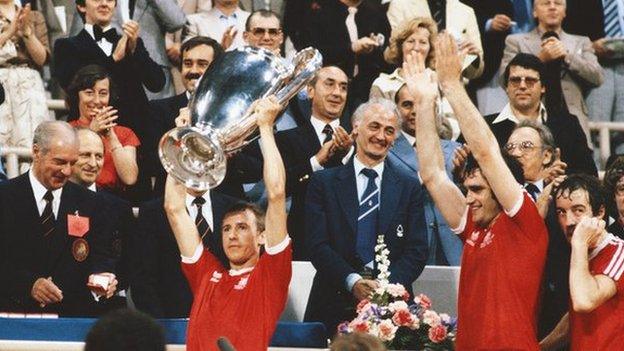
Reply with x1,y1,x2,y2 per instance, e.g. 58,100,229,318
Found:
84,23,113,41
88,183,97,192
526,179,544,193
229,266,254,276
492,103,548,125
28,170,63,204
401,130,416,147
589,233,616,260
215,7,239,19
353,154,385,179
310,115,340,139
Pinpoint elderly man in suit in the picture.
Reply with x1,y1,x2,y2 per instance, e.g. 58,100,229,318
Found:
304,98,428,337
388,84,462,265
0,121,117,316
387,0,484,80
500,0,604,148
69,0,186,99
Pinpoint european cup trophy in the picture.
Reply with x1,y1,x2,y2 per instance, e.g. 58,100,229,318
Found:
159,46,322,191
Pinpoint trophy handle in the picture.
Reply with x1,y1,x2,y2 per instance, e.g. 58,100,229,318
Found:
274,47,323,105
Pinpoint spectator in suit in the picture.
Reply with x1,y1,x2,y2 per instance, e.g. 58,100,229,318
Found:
273,65,354,259
603,157,624,239
564,0,624,155
132,102,239,318
476,53,597,176
0,3,51,165
505,120,571,337
69,0,185,100
541,175,624,350
500,0,604,149
304,98,429,337
69,127,134,310
164,96,291,350
287,0,391,107
184,0,250,51
388,84,462,265
0,121,118,316
53,0,165,149
387,0,484,80
410,33,547,349
65,65,139,197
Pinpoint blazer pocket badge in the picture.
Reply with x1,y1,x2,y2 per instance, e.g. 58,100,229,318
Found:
396,224,404,237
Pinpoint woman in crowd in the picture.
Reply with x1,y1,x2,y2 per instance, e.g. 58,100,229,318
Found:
604,156,624,239
0,2,49,169
66,64,139,195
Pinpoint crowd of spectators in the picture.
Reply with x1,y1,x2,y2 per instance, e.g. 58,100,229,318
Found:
1,0,624,349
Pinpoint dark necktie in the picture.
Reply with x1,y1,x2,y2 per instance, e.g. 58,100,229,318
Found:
525,183,540,202
129,0,136,18
41,190,55,237
93,25,117,43
356,168,379,265
322,124,334,144
428,0,446,30
193,197,212,245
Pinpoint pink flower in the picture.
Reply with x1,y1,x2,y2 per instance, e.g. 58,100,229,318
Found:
349,319,369,333
414,293,432,309
428,325,448,343
392,308,414,327
377,319,398,341
423,310,441,327
356,299,370,314
386,283,407,298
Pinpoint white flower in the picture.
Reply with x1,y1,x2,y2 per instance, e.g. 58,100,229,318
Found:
439,313,451,324
423,310,442,327
388,300,409,312
377,319,398,341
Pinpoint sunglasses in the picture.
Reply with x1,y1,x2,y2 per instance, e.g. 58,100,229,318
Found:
503,140,539,154
250,27,282,37
508,76,540,88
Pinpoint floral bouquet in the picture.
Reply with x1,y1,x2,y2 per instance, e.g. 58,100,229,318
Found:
337,236,456,350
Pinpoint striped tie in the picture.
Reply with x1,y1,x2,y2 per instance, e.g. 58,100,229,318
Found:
604,0,624,38
41,190,55,237
356,168,379,265
193,197,212,245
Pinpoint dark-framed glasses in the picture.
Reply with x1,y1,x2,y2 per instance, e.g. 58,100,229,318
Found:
250,27,282,37
508,76,540,88
503,140,539,153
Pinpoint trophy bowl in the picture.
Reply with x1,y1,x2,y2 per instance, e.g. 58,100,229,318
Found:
159,46,322,191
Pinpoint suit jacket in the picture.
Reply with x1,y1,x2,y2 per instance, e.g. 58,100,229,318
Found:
69,0,186,68
35,0,75,46
272,117,352,260
289,0,392,103
131,192,239,318
481,110,598,176
0,174,116,316
183,7,250,49
500,28,604,143
148,92,263,200
303,159,428,335
563,0,605,42
53,29,165,141
462,0,513,86
387,0,484,79
388,134,463,265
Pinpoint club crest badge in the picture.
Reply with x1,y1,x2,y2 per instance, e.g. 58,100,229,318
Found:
72,238,89,262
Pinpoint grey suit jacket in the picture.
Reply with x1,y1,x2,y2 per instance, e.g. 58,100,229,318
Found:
70,0,186,67
500,29,603,144
36,0,76,46
239,0,285,19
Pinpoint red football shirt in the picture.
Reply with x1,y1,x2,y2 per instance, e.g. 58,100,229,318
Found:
570,234,624,351
182,238,292,351
69,120,140,191
453,192,548,350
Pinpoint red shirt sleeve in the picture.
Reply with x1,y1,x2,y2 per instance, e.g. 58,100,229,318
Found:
181,247,222,294
115,126,141,147
507,192,547,241
592,241,624,292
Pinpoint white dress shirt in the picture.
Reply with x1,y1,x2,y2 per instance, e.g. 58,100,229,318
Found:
185,191,214,232
492,103,548,125
309,116,353,171
84,23,114,56
29,171,62,219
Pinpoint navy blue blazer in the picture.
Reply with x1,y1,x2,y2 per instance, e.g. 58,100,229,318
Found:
303,158,428,334
0,173,116,316
388,134,463,265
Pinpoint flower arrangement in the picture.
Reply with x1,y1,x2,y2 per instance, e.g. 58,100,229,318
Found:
337,236,456,350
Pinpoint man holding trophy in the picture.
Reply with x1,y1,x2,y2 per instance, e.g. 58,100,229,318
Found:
164,96,291,350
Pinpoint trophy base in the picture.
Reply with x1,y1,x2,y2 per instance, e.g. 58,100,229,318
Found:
159,125,227,191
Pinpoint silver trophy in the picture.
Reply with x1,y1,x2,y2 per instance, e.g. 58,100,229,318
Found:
159,46,323,191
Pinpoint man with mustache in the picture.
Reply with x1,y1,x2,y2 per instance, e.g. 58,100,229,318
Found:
0,121,118,316
303,97,428,337
540,175,624,350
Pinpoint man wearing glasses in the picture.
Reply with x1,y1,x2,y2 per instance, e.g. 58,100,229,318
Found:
243,10,283,56
481,53,596,176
